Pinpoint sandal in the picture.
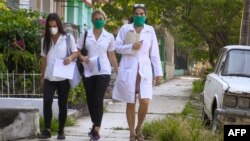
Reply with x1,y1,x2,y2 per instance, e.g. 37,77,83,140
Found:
129,135,136,141
136,129,145,141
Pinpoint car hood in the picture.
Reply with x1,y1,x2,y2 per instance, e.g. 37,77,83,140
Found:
221,76,250,93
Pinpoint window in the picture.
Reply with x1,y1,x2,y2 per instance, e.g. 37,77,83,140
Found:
214,48,226,74
222,49,250,77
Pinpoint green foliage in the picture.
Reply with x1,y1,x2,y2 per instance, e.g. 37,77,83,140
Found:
2,48,41,72
99,0,243,66
0,8,43,73
171,0,242,66
142,115,223,141
0,0,8,10
68,82,87,108
40,117,75,134
97,0,166,32
0,54,6,72
192,79,205,93
181,101,198,116
142,118,166,140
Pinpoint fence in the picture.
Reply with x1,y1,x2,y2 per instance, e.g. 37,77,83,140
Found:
0,72,43,98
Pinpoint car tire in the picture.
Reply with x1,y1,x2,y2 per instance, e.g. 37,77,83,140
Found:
201,108,210,126
211,108,218,134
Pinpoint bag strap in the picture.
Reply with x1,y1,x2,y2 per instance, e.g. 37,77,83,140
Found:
81,30,88,55
66,33,71,56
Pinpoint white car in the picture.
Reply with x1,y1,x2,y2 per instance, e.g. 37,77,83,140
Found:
202,45,250,132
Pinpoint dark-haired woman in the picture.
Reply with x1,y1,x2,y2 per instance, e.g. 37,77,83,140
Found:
39,13,79,140
112,4,163,141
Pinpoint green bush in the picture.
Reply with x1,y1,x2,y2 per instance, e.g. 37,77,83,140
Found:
0,8,43,73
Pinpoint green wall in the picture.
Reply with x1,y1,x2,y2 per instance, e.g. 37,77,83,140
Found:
66,1,92,33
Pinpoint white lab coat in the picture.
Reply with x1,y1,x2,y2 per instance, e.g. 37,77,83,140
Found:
112,23,163,103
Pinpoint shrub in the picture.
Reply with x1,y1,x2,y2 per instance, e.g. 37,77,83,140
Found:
0,8,43,73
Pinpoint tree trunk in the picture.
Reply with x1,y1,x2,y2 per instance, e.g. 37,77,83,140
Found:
239,0,250,45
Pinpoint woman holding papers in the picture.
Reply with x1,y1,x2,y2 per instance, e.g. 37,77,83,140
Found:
112,4,163,141
77,9,118,141
39,13,79,140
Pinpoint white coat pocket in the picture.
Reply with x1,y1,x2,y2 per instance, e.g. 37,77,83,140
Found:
118,68,132,82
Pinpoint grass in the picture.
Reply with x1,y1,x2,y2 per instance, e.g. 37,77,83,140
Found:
192,79,205,93
142,109,223,141
141,78,223,141
39,117,76,134
181,101,199,116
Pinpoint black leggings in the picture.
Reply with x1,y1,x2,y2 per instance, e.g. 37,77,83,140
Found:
83,75,110,127
43,79,70,131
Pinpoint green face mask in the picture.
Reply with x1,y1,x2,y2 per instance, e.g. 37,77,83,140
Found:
133,16,146,27
92,19,105,29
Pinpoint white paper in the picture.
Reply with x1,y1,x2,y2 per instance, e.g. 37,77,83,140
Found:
125,32,140,44
69,65,81,88
125,32,141,55
83,56,100,75
53,59,76,79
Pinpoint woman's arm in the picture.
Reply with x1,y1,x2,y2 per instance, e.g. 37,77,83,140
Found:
149,27,163,85
108,51,118,74
115,25,135,55
64,34,80,65
64,51,80,65
40,56,46,87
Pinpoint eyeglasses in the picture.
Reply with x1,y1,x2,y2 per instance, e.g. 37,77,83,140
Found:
134,4,145,8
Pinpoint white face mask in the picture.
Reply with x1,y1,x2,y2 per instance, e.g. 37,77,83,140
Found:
50,27,58,35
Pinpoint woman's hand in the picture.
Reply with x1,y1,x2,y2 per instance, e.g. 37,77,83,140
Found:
79,55,89,64
64,57,72,65
132,41,142,50
154,76,162,86
40,78,44,89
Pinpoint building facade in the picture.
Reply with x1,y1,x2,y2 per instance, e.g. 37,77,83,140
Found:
4,0,93,33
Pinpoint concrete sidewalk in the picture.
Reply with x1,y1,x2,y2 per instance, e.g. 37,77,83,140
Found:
20,76,196,141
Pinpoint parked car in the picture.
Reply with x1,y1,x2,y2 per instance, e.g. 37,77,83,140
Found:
202,45,250,132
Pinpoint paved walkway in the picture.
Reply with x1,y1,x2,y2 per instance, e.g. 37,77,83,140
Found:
20,76,196,141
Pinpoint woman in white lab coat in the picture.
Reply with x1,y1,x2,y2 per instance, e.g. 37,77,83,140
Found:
112,4,163,141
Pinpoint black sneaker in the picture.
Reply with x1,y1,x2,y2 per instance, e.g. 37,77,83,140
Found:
38,129,51,139
90,130,100,141
88,125,95,137
57,130,65,140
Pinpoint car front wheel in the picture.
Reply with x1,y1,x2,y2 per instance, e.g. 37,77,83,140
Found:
201,108,210,126
211,108,219,134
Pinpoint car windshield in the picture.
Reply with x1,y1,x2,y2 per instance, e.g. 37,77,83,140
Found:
222,49,250,77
